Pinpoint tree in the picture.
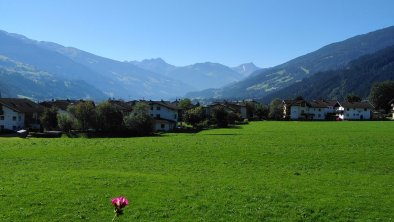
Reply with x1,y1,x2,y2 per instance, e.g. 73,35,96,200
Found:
369,81,394,112
178,98,193,110
123,102,153,135
57,113,77,132
268,99,283,120
178,98,193,126
244,102,257,119
227,112,241,125
68,101,96,131
184,106,206,128
346,93,362,102
40,107,58,130
255,104,269,120
212,106,228,127
96,101,124,132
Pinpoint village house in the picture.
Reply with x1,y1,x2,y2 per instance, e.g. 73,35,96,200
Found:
0,98,44,131
283,99,371,120
147,101,179,131
309,100,338,120
389,99,394,120
282,99,310,120
335,101,374,120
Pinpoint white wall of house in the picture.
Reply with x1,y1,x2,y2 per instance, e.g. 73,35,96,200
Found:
308,107,325,120
149,104,178,122
240,106,247,119
0,106,25,130
153,121,176,131
338,107,371,120
290,106,309,120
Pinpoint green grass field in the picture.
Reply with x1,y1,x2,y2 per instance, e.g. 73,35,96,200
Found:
0,122,393,221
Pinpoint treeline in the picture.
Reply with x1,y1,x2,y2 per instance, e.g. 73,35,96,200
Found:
41,101,154,136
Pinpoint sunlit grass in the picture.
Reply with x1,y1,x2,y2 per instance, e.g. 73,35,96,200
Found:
0,121,393,221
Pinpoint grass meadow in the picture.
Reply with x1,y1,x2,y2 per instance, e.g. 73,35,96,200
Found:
0,121,393,221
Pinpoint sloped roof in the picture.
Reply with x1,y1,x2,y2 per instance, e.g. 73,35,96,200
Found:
0,98,44,113
40,100,80,110
309,100,338,108
148,101,180,110
282,100,308,106
337,101,374,109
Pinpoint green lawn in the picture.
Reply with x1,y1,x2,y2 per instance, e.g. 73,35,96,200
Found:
0,122,393,221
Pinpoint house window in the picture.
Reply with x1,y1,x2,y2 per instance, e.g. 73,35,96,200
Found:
0,116,4,120
318,108,321,111
346,108,349,111
161,124,165,129
12,116,16,121
156,106,161,110
156,114,160,118
364,108,367,111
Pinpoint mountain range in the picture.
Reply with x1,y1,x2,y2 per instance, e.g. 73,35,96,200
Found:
1,26,394,102
264,45,394,102
0,30,257,101
187,26,394,101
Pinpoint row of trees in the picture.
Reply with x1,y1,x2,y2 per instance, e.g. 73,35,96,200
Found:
41,102,154,135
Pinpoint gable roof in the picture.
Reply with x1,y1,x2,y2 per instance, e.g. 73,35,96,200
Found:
0,98,44,113
40,99,81,110
148,101,180,110
309,100,338,108
336,101,374,109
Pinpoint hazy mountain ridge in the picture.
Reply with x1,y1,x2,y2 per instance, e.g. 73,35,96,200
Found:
263,45,394,102
39,43,193,99
0,55,106,100
131,59,255,90
187,26,394,99
232,62,261,77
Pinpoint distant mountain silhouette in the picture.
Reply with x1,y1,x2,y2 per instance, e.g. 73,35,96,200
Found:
131,59,253,90
232,63,261,77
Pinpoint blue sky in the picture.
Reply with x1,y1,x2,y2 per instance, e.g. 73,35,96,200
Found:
1,0,393,67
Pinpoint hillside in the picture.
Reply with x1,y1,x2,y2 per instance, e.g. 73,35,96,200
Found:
186,26,394,99
0,54,106,100
263,45,394,102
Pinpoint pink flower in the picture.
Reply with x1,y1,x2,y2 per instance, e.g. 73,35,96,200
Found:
111,196,129,209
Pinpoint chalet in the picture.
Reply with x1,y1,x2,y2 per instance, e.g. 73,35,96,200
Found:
335,101,374,120
282,99,310,120
309,100,337,120
147,101,179,131
0,98,44,131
